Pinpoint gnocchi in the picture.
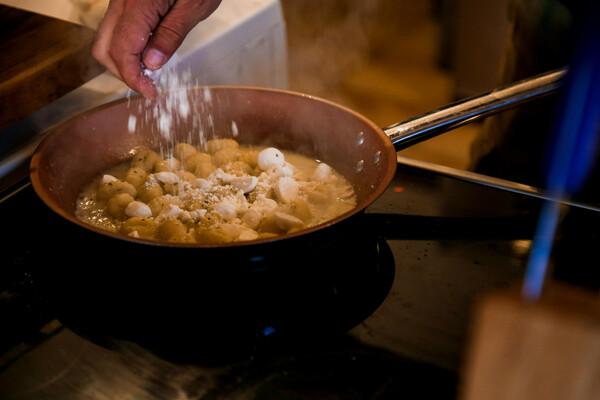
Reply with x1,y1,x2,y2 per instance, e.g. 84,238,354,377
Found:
75,139,357,244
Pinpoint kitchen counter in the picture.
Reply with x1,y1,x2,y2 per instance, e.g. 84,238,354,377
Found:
0,5,103,133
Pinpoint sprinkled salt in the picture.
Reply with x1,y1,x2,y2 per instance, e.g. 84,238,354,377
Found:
232,121,239,137
128,115,137,133
129,52,214,143
203,86,211,102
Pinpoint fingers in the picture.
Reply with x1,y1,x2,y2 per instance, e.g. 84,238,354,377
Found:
93,0,158,98
92,0,125,80
108,3,160,99
92,0,221,100
141,0,222,71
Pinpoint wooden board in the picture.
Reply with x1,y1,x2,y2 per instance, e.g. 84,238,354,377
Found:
460,282,600,400
0,5,105,132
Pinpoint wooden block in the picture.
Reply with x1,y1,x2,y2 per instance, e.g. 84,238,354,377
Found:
460,282,600,400
0,5,105,132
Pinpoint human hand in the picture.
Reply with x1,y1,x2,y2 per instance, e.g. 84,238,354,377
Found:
92,0,222,99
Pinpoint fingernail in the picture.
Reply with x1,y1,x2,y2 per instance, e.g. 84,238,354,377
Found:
143,48,166,70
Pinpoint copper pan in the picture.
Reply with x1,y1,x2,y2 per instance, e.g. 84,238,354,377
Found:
25,69,565,362
30,68,564,249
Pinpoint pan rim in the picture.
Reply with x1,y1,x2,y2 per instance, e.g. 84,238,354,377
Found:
29,85,397,249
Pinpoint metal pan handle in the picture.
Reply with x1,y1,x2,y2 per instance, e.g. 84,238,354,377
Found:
384,68,567,151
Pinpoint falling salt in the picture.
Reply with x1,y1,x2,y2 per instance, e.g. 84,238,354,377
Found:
128,115,137,133
148,56,196,140
203,86,211,102
123,53,197,142
158,114,172,138
126,52,240,150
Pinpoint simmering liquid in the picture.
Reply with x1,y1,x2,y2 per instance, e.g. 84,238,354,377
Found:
75,139,356,244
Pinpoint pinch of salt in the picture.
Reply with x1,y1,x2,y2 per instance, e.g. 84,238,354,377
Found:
141,68,155,79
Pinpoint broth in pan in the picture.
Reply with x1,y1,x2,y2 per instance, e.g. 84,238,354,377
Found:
75,139,357,244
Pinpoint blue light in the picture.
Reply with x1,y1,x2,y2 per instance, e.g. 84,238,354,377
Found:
261,325,276,336
523,4,600,302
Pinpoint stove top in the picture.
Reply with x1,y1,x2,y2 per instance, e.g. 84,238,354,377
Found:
1,160,597,399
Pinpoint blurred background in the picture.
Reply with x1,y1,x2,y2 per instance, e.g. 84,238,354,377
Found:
280,0,511,170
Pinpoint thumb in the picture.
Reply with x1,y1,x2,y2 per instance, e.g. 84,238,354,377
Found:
142,0,221,70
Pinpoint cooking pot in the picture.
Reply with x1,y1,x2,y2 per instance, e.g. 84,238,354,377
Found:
27,68,565,363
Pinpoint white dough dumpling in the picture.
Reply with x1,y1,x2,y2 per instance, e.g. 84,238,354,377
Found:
257,147,285,170
274,212,306,232
274,176,299,204
312,163,333,182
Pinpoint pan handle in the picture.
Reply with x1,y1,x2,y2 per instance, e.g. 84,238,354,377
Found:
384,68,567,151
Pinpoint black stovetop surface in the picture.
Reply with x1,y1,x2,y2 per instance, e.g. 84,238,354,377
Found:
1,161,598,399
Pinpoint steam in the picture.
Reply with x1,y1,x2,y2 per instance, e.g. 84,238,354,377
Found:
283,1,371,103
